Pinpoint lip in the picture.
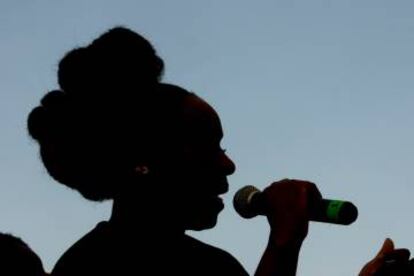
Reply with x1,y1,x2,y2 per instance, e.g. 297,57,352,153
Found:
197,178,229,197
213,181,229,196
212,196,225,210
216,188,228,195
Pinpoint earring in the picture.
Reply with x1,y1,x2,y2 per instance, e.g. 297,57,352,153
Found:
134,165,150,175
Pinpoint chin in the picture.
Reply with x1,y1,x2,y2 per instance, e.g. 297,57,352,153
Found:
187,220,217,231
183,196,224,231
186,213,220,231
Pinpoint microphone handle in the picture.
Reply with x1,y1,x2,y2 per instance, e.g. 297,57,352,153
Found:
250,193,358,225
311,199,358,225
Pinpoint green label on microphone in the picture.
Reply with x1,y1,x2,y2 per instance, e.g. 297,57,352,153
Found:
326,200,345,221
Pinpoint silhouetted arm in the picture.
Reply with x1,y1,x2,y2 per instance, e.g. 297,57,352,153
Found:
253,179,321,276
255,240,302,276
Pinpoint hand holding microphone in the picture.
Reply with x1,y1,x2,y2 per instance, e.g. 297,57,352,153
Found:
233,179,358,247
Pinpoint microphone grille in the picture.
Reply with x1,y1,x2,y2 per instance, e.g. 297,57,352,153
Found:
233,185,260,218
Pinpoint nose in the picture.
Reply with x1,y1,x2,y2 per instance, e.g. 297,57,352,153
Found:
220,152,236,176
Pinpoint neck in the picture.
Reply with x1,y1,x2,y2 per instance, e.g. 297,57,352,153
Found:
109,192,186,239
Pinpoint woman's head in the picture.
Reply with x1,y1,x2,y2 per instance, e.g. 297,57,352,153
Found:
164,95,236,230
27,27,235,230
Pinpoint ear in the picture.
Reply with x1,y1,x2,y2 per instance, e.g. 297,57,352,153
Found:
134,165,150,175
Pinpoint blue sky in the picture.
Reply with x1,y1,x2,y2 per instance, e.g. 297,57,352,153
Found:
1,1,414,275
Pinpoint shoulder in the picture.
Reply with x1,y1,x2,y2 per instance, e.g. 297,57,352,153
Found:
51,223,249,276
51,221,113,276
182,234,249,276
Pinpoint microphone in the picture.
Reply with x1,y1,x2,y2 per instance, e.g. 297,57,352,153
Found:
233,185,358,225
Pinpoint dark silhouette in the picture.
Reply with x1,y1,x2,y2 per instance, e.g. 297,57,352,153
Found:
0,233,47,276
28,27,323,275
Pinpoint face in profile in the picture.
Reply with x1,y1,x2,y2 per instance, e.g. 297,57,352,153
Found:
168,95,236,230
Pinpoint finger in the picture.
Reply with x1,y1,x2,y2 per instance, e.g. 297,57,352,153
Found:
293,180,322,199
376,238,395,258
281,179,322,203
304,182,323,208
384,248,410,264
374,250,411,276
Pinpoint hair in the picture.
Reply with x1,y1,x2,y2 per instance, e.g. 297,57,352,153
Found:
0,233,45,275
27,27,192,201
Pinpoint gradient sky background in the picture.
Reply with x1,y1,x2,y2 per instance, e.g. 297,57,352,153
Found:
1,1,414,275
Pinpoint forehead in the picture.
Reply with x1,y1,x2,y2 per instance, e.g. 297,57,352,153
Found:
181,95,223,140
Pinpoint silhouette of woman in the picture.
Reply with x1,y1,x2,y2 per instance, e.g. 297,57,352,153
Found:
27,27,321,275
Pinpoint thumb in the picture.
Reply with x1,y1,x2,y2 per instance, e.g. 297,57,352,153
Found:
375,238,395,258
